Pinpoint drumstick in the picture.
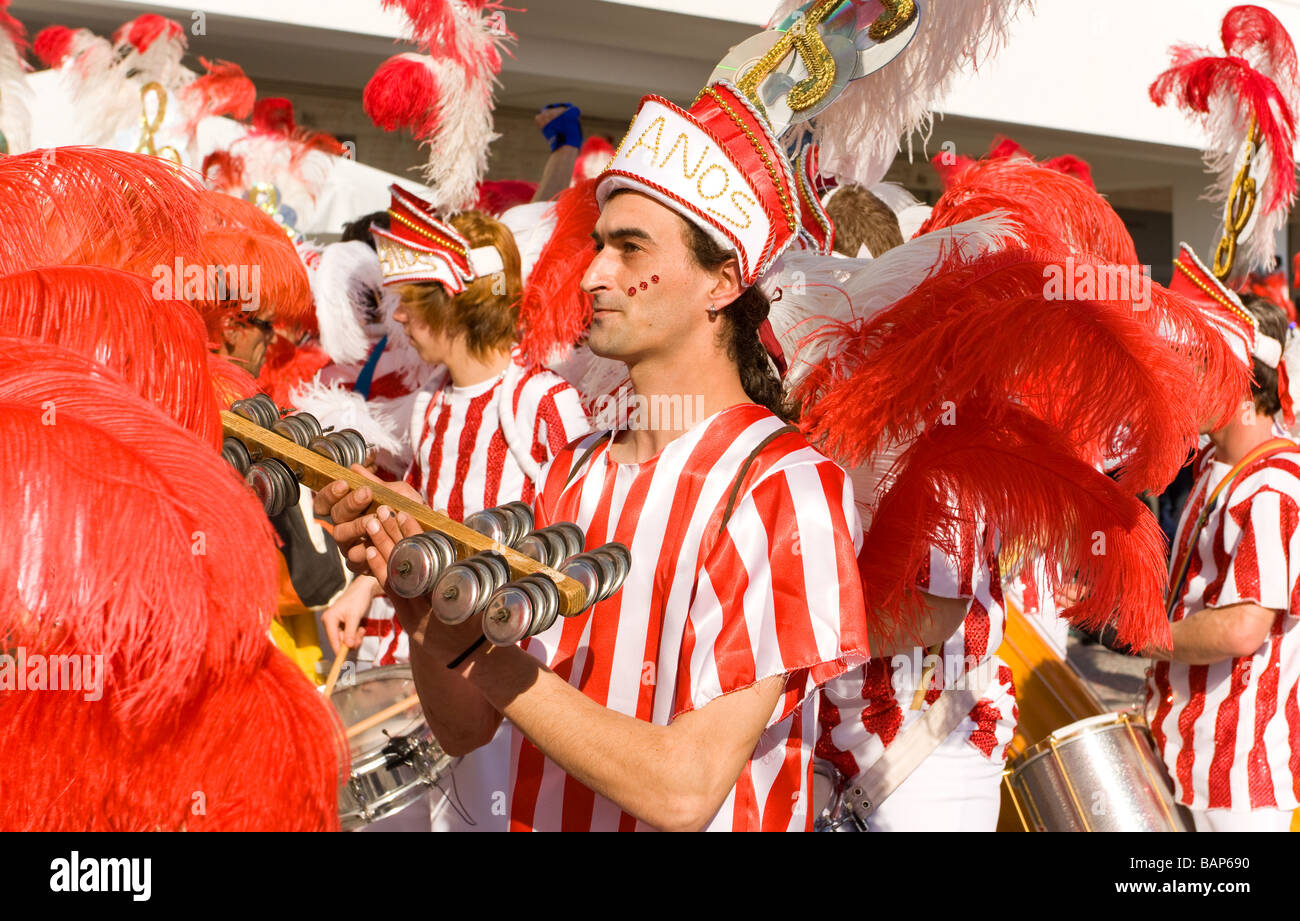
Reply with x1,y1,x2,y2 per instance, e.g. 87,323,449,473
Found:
345,693,422,740
910,642,944,710
322,643,351,699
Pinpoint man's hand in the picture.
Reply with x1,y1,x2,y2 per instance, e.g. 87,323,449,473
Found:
363,507,486,657
312,467,422,575
321,575,381,653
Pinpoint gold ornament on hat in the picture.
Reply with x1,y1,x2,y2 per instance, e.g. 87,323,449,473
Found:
135,82,182,166
1213,114,1262,281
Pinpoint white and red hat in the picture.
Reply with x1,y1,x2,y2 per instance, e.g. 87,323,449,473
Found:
596,83,799,288
373,184,503,291
1171,242,1284,371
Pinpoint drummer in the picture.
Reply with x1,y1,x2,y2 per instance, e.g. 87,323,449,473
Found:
1144,286,1300,832
319,190,588,832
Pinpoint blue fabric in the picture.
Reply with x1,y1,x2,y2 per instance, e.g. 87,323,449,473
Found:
354,335,387,400
541,103,583,152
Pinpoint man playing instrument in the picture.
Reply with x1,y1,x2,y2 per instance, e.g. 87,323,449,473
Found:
316,80,871,831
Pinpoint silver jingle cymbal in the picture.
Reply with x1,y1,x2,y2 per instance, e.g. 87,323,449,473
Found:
559,554,602,615
388,536,442,599
551,522,585,558
431,562,488,625
483,582,540,647
521,575,561,636
478,551,511,590
515,532,554,567
221,436,252,475
465,509,509,545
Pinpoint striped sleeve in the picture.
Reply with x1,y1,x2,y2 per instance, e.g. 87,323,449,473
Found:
538,384,592,456
677,459,869,726
1214,487,1300,613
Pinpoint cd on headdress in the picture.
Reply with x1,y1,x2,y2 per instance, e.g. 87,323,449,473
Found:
710,0,923,136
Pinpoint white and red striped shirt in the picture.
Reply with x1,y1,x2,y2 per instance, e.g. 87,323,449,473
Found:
403,351,590,517
509,403,870,831
818,521,1018,783
1145,437,1300,811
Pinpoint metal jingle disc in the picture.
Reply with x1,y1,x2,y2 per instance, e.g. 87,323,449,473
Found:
231,399,264,427
587,549,620,603
597,542,632,598
537,528,570,568
551,522,586,558
270,456,301,507
221,436,251,475
388,537,442,599
431,563,487,625
465,509,509,545
477,551,511,590
245,462,280,515
500,502,534,544
336,429,369,469
250,393,280,428
497,506,524,548
482,582,540,647
308,434,346,466
292,411,322,440
521,575,561,635
515,532,553,567
559,554,602,614
420,531,457,571
272,416,309,447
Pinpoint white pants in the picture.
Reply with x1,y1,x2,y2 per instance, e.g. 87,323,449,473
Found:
865,731,1005,832
1191,807,1293,832
428,722,513,832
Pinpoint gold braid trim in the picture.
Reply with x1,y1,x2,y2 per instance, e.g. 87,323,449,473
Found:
387,210,469,258
701,86,797,236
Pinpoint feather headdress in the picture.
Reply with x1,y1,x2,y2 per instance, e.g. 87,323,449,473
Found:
363,1,514,212
1150,4,1300,277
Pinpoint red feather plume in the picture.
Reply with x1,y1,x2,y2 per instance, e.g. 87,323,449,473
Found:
177,58,257,134
857,402,1173,651
921,156,1138,266
0,147,207,278
518,178,600,364
0,342,281,739
363,53,442,139
0,266,223,447
476,179,537,215
208,353,262,407
202,149,248,192
252,97,347,159
0,0,27,54
32,24,76,67
111,14,183,53
257,339,330,408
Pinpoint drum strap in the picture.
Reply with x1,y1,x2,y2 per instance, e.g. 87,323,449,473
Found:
564,431,614,491
840,655,1001,826
1165,438,1295,618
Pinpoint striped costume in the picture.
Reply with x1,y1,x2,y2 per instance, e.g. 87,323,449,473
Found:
510,403,870,831
1146,438,1300,812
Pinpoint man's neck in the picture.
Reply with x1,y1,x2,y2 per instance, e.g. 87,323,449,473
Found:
445,344,511,389
612,352,752,464
1208,408,1279,467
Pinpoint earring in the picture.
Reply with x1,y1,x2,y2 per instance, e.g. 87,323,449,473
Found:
707,305,719,323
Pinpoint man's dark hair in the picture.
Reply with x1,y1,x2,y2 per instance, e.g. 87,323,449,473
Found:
680,219,796,422
1239,292,1290,415
826,185,904,258
341,211,391,250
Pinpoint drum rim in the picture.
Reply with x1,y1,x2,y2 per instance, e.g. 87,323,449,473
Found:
1009,710,1150,772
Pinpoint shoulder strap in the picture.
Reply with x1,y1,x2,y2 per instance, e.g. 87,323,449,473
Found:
718,424,799,534
1165,437,1297,615
563,431,614,491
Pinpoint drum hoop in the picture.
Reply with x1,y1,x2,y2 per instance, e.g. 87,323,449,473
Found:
1010,711,1151,770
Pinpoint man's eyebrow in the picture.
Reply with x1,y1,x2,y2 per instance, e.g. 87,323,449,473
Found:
591,227,654,244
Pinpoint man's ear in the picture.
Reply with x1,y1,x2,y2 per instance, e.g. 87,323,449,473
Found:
220,315,240,348
707,258,744,310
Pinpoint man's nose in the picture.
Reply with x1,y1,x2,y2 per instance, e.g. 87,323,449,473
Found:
580,247,615,295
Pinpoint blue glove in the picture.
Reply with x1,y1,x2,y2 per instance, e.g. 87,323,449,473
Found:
540,103,583,152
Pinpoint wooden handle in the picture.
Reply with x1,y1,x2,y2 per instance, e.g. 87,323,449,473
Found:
344,693,422,740
222,411,589,616
321,645,350,699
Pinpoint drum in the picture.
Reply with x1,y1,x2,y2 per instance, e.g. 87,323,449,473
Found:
331,665,452,831
1003,710,1193,832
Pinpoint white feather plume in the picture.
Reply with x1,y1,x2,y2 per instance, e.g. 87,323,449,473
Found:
0,19,31,154
289,379,416,475
312,241,392,365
